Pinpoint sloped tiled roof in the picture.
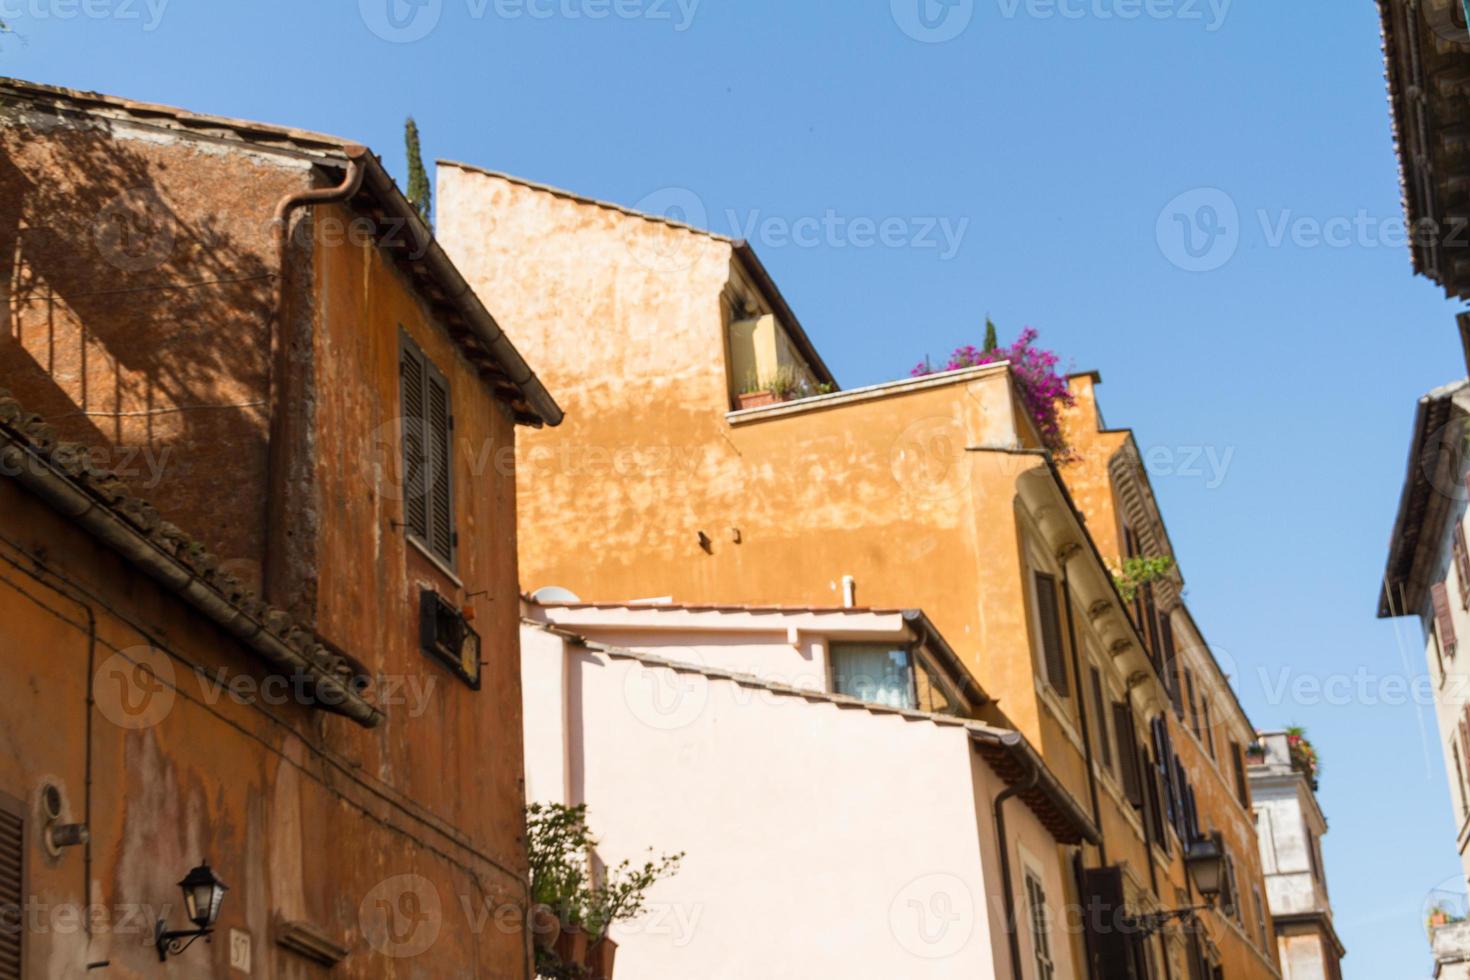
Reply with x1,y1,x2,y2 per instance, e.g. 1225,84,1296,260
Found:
0,76,562,427
531,620,1099,846
0,386,382,726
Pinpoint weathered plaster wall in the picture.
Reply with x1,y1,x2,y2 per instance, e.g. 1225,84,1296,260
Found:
306,202,528,851
0,477,529,978
0,112,536,979
0,108,308,589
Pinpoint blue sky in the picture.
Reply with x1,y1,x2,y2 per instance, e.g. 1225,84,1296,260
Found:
2,1,1460,975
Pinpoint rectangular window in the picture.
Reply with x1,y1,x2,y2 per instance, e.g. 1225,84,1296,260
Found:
1254,886,1269,947
1114,702,1144,807
1025,871,1055,980
1231,741,1250,808
400,332,456,567
1201,700,1216,759
1090,667,1114,772
830,644,916,710
0,791,23,980
1032,571,1069,696
1433,581,1459,659
1185,668,1201,737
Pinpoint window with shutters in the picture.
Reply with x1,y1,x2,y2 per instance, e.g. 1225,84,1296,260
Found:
1114,702,1145,808
1031,570,1069,696
1185,668,1201,737
1433,581,1458,659
1024,871,1055,980
1230,741,1250,808
1455,521,1470,609
399,332,456,568
1201,700,1216,760
1090,667,1114,772
0,791,22,980
1453,741,1468,820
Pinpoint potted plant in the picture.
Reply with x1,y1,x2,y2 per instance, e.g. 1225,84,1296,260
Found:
528,802,683,979
735,366,829,410
1285,726,1320,788
911,322,1074,456
1245,740,1266,762
735,379,780,410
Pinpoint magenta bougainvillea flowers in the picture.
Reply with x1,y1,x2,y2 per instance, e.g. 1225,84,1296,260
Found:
912,327,1074,453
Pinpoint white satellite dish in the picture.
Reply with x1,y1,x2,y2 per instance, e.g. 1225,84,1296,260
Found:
530,585,582,605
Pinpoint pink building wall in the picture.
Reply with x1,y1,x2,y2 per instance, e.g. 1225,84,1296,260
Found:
521,621,1081,980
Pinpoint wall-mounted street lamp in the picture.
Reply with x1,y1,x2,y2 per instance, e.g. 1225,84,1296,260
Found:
155,862,228,961
1129,834,1225,936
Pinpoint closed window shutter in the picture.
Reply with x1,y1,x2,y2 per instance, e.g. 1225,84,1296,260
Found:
1114,702,1144,807
1090,668,1113,770
399,342,430,542
1457,523,1470,609
399,334,455,566
1434,582,1459,659
425,369,454,564
0,793,22,980
1033,572,1069,696
1232,742,1250,808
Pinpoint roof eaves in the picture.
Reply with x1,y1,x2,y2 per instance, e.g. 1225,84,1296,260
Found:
352,152,563,427
0,388,383,727
529,619,1097,846
1379,379,1470,617
436,162,837,390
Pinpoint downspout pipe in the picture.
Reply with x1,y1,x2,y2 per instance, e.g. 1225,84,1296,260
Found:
0,437,383,728
263,152,367,603
994,753,1042,980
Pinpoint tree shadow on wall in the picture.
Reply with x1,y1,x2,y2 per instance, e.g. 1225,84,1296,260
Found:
0,101,293,569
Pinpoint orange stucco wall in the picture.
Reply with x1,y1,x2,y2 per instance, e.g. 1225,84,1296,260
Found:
0,115,534,977
1062,375,1281,980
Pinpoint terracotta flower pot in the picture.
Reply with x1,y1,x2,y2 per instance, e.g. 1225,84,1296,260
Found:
553,923,588,969
587,936,618,979
736,390,779,410
530,904,561,951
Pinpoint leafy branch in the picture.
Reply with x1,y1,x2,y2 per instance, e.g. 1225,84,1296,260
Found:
528,801,684,962
1109,555,1175,603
